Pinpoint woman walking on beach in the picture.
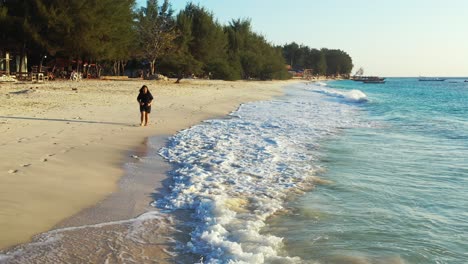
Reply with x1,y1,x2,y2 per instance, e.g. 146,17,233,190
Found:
137,85,154,126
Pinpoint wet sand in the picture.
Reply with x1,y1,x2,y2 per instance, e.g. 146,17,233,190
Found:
55,136,170,228
0,135,179,263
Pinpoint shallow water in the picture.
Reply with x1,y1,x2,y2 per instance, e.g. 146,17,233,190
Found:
268,79,468,264
155,83,371,263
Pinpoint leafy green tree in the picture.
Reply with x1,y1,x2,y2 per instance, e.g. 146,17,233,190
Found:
179,3,233,79
159,11,202,83
1,0,136,75
282,42,300,69
224,19,252,79
137,0,177,75
322,48,353,76
225,19,289,80
282,43,352,77
305,48,327,76
0,0,38,72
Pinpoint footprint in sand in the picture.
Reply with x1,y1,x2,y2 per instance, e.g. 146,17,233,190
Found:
61,146,75,153
21,164,31,167
42,158,48,162
8,169,18,174
48,154,55,157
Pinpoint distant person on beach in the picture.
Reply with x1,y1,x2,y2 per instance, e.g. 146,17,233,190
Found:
137,85,154,126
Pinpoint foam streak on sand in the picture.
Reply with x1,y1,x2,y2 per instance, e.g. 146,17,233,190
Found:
156,83,371,263
0,211,177,263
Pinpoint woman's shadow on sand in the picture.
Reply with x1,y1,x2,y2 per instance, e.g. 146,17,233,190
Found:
0,115,134,126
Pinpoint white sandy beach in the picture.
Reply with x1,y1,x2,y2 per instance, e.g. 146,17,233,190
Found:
0,79,289,250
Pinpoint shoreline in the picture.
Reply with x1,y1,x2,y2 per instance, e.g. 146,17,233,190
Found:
0,79,294,251
53,135,171,229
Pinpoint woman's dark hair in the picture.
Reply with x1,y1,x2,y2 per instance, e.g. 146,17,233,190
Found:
139,85,149,94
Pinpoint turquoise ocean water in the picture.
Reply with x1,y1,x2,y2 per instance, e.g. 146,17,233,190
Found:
269,78,468,263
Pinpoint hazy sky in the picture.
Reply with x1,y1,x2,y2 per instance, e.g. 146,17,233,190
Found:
136,0,468,77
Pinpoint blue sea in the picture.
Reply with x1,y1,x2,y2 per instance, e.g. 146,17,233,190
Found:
156,78,468,263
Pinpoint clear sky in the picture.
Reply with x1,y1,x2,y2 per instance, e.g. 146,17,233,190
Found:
136,0,468,77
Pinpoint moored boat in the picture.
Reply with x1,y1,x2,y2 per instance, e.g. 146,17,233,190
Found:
353,76,385,82
363,79,385,84
419,77,446,81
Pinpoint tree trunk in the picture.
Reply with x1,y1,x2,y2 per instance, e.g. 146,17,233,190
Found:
18,43,25,74
150,59,156,75
175,73,183,83
76,58,80,73
84,61,88,78
39,54,43,73
113,61,118,76
121,60,127,76
5,52,10,75
97,64,102,78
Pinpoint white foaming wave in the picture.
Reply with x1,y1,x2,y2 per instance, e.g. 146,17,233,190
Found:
157,86,367,263
312,87,368,103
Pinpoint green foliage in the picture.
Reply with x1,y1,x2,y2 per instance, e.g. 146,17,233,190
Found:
1,0,136,61
0,1,34,51
179,4,231,79
225,19,289,80
282,43,353,76
283,42,303,68
160,7,289,82
137,0,177,75
322,48,353,76
157,10,202,81
306,49,327,75
1,0,352,80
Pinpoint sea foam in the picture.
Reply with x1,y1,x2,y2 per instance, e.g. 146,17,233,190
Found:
156,83,369,263
313,87,368,103
0,211,176,263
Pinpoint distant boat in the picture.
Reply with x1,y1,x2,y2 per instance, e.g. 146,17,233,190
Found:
352,76,385,82
363,79,385,84
419,77,446,81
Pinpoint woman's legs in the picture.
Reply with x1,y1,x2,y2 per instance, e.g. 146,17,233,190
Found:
140,111,145,126
144,112,149,126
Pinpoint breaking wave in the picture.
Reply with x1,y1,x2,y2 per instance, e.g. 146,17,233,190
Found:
155,83,370,263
